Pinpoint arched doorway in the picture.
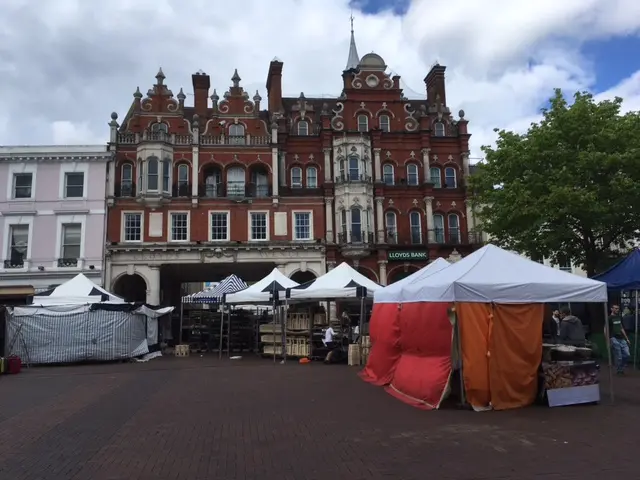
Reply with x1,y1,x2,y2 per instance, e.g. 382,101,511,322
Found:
387,267,419,284
112,274,147,302
291,270,316,286
357,266,379,284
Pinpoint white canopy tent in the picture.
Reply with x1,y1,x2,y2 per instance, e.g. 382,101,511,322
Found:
286,262,382,301
225,268,298,305
375,257,450,304
401,244,607,303
33,273,124,305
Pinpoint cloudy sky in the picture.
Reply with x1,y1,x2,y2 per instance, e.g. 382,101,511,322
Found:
1,0,639,158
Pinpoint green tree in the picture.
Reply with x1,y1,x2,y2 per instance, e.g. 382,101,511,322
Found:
470,89,640,276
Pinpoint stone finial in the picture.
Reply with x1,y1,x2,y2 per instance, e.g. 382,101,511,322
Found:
231,69,241,87
210,89,219,103
253,90,262,103
155,67,165,85
321,102,329,115
458,109,466,120
133,87,142,99
110,112,118,120
192,113,199,128
177,88,186,101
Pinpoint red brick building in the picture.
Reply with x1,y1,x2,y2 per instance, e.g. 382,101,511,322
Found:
104,29,480,304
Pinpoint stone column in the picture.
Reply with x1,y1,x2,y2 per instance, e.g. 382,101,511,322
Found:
373,148,381,182
378,260,388,286
325,198,334,242
107,157,116,197
422,148,431,183
424,196,435,243
145,265,161,305
323,148,332,182
462,151,470,178
191,146,199,197
375,197,384,243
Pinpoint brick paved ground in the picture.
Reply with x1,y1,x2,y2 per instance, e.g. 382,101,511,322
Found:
0,356,638,480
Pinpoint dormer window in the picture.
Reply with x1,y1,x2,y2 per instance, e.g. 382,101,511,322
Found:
151,123,168,134
298,121,309,136
434,122,445,137
229,124,245,145
379,115,390,132
357,115,369,133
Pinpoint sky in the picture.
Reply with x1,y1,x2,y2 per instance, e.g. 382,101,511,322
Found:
0,0,639,159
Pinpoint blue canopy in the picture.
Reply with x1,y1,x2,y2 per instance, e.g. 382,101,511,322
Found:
592,249,640,291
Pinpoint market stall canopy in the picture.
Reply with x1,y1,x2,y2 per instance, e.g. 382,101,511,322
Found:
286,262,382,301
183,274,248,304
592,248,640,290
374,257,450,304
225,268,298,304
401,244,608,303
33,273,124,305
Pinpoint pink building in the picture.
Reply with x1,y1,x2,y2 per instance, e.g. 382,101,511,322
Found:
0,145,111,292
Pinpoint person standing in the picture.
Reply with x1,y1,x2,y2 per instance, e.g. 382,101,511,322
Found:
558,306,586,347
608,304,631,375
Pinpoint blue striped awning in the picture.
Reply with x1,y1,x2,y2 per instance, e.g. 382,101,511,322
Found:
183,274,248,304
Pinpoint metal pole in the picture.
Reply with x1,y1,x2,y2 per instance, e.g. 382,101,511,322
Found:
634,291,638,369
358,297,365,366
281,305,288,363
603,304,615,404
226,304,231,358
218,302,224,360
178,297,184,344
272,297,277,363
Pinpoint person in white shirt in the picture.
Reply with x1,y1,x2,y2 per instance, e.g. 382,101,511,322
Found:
323,326,336,349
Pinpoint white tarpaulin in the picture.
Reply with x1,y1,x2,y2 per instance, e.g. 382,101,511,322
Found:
33,273,124,304
287,262,382,301
225,268,298,304
401,244,608,303
374,257,450,304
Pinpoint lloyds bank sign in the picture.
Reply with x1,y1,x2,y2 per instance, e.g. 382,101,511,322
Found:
388,251,428,261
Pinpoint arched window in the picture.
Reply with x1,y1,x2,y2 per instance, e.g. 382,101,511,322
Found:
445,167,457,188
306,167,318,188
229,124,245,145
385,211,397,243
430,167,442,188
379,115,390,132
226,166,245,197
162,159,171,193
410,211,422,244
433,213,445,243
357,115,369,133
406,164,419,186
251,169,269,198
448,213,461,244
204,167,221,198
291,167,302,188
339,158,346,179
298,121,309,136
151,123,168,134
120,163,133,196
341,210,348,240
348,154,360,181
177,164,189,185
351,208,362,242
434,122,445,137
146,156,159,191
383,164,394,185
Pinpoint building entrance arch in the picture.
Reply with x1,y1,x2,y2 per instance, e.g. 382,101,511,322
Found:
113,274,147,303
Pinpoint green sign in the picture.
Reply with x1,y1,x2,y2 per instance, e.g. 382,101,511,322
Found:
388,251,428,261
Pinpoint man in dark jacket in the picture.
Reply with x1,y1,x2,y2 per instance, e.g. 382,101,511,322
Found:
558,306,586,347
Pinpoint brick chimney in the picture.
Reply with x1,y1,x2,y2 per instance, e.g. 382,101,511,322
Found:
424,63,447,107
192,71,210,118
266,59,284,113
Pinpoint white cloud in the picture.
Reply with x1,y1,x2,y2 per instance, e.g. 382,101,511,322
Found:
0,0,638,159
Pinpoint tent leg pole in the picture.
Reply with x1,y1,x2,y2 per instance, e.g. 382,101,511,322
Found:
226,304,231,358
272,300,276,363
634,291,638,370
358,297,365,366
218,304,224,360
603,304,614,404
282,305,287,364
454,307,466,407
178,299,184,345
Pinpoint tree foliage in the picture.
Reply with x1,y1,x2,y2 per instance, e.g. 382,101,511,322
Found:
470,89,640,276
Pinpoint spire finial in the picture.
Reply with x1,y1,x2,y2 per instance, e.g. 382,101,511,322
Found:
350,10,354,33
344,13,360,71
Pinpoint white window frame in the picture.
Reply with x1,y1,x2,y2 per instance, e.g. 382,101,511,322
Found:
448,213,461,243
7,164,37,201
121,211,144,243
557,256,573,272
430,167,442,188
433,213,445,243
1,216,34,269
168,211,190,243
248,210,270,242
292,211,313,241
385,211,397,243
383,164,394,185
121,163,134,184
357,115,369,133
434,122,445,136
146,156,160,192
291,167,303,188
306,167,318,188
229,124,246,144
406,164,419,186
55,216,85,268
59,163,88,200
409,211,422,244
297,121,309,136
162,158,172,194
379,114,390,132
208,210,230,242
445,167,457,188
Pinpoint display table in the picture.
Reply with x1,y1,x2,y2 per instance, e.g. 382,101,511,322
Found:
543,361,600,407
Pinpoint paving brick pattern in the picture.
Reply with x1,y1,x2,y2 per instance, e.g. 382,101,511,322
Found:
0,357,637,480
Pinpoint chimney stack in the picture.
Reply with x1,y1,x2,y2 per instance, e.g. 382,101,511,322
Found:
192,71,210,118
424,64,447,107
266,59,284,114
